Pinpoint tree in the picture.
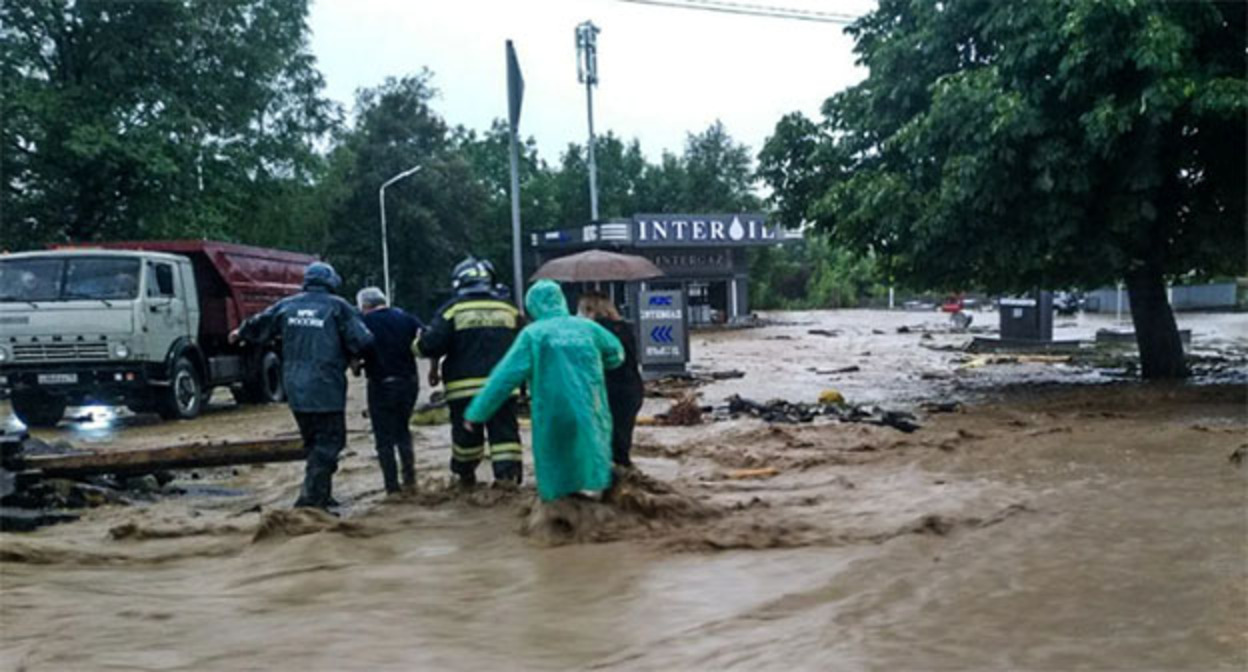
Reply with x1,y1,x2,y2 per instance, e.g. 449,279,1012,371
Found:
760,0,1246,379
1,0,335,250
548,121,761,224
680,121,761,212
453,119,559,277
550,132,648,227
748,238,884,309
325,74,500,317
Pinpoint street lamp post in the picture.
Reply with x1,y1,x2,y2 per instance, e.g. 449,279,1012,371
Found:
378,164,422,302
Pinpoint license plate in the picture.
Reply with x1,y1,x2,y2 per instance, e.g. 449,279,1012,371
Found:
38,373,78,384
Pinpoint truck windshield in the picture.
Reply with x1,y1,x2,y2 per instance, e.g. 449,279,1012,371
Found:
0,257,141,302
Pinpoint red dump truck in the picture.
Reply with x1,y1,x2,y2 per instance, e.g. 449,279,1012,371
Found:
0,241,316,426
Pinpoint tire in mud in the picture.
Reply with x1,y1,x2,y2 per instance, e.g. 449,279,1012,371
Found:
11,391,68,428
158,356,203,420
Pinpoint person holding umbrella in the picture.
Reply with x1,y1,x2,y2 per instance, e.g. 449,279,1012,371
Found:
527,249,664,473
577,291,643,468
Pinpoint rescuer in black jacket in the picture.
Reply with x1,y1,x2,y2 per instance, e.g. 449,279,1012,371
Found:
413,258,522,486
231,262,373,511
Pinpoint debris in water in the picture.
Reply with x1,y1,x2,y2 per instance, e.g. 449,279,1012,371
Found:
646,374,704,399
725,467,780,480
726,395,821,424
723,395,921,432
411,400,450,426
657,396,705,426
0,508,81,533
876,410,921,433
809,365,860,375
818,389,845,405
807,329,840,338
921,342,966,352
647,370,747,398
407,389,451,425
920,401,963,414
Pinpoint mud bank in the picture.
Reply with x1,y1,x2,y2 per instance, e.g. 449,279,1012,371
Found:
2,310,1245,670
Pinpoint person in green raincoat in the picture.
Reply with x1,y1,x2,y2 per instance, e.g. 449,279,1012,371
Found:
464,280,624,500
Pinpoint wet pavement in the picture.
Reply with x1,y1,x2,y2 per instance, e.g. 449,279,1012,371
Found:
1,309,1245,670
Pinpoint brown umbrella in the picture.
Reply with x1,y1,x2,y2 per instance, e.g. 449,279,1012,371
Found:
530,249,664,282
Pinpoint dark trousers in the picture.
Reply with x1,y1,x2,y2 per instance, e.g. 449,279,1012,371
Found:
607,387,644,467
367,376,418,493
447,397,522,483
292,410,347,509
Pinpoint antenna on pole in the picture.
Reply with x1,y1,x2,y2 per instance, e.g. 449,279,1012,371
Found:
575,21,601,222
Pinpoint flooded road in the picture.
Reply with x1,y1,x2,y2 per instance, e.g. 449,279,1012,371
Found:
2,309,1245,670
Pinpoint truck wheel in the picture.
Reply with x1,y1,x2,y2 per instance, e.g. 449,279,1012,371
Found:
235,350,284,404
159,357,203,420
256,351,284,403
11,392,68,428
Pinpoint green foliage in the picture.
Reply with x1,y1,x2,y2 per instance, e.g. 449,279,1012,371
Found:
547,120,762,227
750,236,884,310
323,74,495,316
1,0,335,250
760,0,1246,292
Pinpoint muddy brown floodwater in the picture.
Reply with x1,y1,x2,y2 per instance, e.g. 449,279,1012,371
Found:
1,309,1245,671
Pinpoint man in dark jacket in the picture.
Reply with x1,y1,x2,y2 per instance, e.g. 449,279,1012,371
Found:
413,257,521,487
355,286,423,494
231,262,373,510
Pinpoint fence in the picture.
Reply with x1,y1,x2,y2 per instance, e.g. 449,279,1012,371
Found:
1084,282,1238,313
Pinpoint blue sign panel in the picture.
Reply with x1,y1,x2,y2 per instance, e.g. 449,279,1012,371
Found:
638,289,686,366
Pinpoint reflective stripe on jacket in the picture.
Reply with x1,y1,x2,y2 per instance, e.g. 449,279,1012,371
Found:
412,289,519,399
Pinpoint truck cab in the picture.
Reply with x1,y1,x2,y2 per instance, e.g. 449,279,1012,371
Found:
1,242,312,427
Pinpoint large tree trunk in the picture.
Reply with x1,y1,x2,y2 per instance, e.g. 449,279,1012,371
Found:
1125,266,1188,380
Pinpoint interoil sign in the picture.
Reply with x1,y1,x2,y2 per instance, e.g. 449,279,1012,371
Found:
633,214,775,247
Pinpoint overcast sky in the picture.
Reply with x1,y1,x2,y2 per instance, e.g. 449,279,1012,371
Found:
308,0,875,164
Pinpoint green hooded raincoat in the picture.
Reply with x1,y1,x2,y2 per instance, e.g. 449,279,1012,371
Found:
465,280,624,500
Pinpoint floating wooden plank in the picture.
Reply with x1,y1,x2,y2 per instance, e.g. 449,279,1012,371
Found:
16,437,305,478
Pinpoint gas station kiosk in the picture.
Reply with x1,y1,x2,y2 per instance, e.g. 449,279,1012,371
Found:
532,213,796,376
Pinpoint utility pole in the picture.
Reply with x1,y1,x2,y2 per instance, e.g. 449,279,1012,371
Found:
576,21,601,221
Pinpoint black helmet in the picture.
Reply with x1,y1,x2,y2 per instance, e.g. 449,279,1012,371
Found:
451,256,495,292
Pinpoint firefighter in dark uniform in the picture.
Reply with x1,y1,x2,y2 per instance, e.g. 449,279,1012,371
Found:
413,257,522,486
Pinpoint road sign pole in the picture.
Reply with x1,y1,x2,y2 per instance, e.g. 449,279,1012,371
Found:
506,40,525,314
